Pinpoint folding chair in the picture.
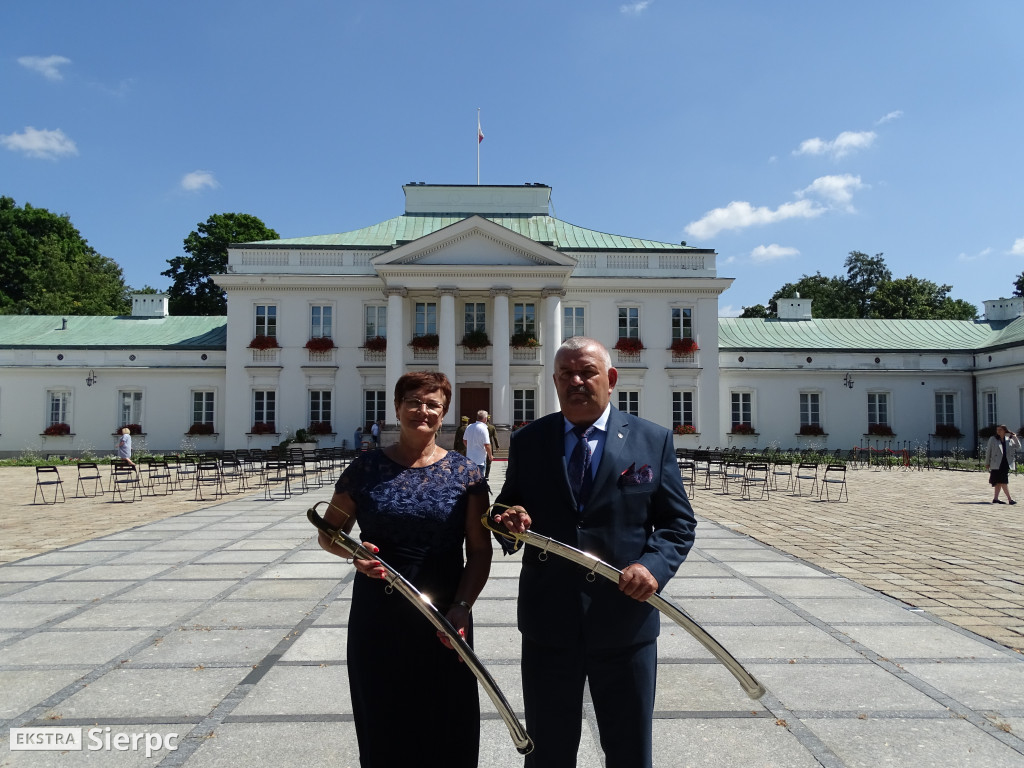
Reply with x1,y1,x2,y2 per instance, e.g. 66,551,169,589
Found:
819,463,849,502
770,458,793,492
110,460,141,503
702,453,725,490
219,456,249,494
194,459,225,501
794,462,819,496
144,460,174,496
262,459,292,500
721,460,746,494
34,466,66,504
174,454,199,491
740,463,770,500
677,459,697,498
75,462,105,497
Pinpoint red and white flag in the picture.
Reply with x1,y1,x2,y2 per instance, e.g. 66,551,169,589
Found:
478,116,484,144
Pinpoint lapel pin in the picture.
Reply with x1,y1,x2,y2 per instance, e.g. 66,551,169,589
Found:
617,433,624,439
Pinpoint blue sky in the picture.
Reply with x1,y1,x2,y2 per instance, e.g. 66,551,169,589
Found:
4,0,1023,317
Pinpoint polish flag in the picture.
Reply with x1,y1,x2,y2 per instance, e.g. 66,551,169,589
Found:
478,118,484,144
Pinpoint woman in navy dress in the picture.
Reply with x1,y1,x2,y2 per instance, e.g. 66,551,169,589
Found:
318,371,491,767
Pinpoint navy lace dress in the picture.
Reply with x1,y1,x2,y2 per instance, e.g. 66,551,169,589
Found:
337,449,487,768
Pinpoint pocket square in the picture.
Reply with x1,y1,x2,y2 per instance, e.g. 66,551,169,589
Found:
619,462,654,486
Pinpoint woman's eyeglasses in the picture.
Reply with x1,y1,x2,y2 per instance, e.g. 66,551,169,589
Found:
402,397,445,415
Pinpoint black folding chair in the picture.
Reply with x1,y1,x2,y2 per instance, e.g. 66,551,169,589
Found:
34,466,66,504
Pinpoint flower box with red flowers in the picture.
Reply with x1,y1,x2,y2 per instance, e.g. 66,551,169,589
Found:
670,338,699,354
799,423,825,436
460,330,491,350
933,424,963,439
116,424,143,435
362,336,387,352
308,421,333,435
304,337,336,353
187,422,215,435
250,422,277,434
867,423,895,436
510,331,539,348
673,424,697,435
43,423,71,436
730,422,756,435
613,337,645,354
410,334,440,350
248,335,280,350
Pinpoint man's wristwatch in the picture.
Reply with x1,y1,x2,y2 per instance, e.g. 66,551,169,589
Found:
453,600,472,612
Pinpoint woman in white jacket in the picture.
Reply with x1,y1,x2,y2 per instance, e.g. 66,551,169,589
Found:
984,424,1021,504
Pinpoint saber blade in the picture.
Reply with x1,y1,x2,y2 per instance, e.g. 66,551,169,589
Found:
485,504,766,700
307,502,533,754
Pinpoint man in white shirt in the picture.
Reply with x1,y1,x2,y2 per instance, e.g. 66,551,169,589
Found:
463,410,492,474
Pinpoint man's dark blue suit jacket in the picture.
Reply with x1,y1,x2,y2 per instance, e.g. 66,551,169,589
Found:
495,406,696,649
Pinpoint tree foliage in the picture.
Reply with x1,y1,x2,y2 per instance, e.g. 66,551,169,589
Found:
0,196,130,315
740,251,977,320
162,213,279,315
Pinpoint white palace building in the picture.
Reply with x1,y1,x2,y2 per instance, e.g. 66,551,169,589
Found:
2,182,1024,458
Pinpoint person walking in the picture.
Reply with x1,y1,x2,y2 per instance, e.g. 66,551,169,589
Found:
116,427,136,469
463,410,492,476
493,336,696,768
985,424,1021,504
486,415,499,478
454,415,470,456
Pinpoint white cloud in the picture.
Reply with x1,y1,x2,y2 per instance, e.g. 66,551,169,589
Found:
1011,238,1024,256
798,174,865,209
876,110,903,125
18,55,71,81
793,130,876,160
684,199,824,240
958,247,993,262
718,304,742,318
620,1,652,15
0,127,77,159
750,244,800,263
181,170,219,192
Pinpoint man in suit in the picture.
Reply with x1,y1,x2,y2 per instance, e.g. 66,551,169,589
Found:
494,336,696,768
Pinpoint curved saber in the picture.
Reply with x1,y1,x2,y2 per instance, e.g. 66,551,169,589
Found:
485,504,766,700
306,502,533,755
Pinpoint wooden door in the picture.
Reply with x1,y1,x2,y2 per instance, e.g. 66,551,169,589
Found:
459,387,490,421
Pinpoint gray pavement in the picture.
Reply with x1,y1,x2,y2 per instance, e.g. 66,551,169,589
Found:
2,462,1024,767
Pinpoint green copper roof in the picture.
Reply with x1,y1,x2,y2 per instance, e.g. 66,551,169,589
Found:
0,316,227,349
248,214,693,252
718,317,999,352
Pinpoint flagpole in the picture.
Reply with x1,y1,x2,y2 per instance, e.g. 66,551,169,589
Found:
476,108,481,185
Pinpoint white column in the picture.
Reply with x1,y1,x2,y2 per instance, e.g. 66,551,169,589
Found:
385,287,406,426
438,288,458,426
491,288,511,426
542,288,564,416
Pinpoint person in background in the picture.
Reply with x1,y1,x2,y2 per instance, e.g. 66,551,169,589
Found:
116,427,136,469
463,410,492,476
494,336,695,768
454,415,470,456
353,425,363,451
370,419,381,447
317,372,491,767
985,424,1021,504
486,415,499,478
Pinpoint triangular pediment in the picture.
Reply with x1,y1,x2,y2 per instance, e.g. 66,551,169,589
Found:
371,216,576,268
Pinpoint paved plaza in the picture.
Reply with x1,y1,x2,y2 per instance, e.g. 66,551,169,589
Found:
1,461,1023,766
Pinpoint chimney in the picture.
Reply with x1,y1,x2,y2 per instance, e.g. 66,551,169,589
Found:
983,297,1024,322
777,295,812,320
131,293,170,317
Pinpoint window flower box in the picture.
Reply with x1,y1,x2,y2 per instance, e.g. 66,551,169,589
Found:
730,422,756,435
187,422,215,436
304,336,336,353
933,424,963,439
867,423,895,437
248,334,279,350
362,335,387,352
308,421,333,435
799,423,825,436
410,334,440,350
460,329,491,350
674,424,697,435
43,423,71,436
614,337,645,354
115,423,143,435
250,422,277,435
510,331,539,348
670,338,699,354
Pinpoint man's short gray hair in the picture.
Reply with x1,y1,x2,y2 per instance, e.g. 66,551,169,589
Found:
557,336,612,368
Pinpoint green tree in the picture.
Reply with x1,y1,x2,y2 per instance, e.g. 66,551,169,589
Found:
0,196,130,315
1013,273,1024,297
768,273,857,318
870,276,977,320
844,251,891,317
162,213,279,315
738,303,769,318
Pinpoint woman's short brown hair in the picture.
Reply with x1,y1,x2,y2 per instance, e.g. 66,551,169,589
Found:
394,371,451,415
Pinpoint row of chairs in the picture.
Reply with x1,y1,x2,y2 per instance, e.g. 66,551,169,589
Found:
676,450,848,502
32,447,359,505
